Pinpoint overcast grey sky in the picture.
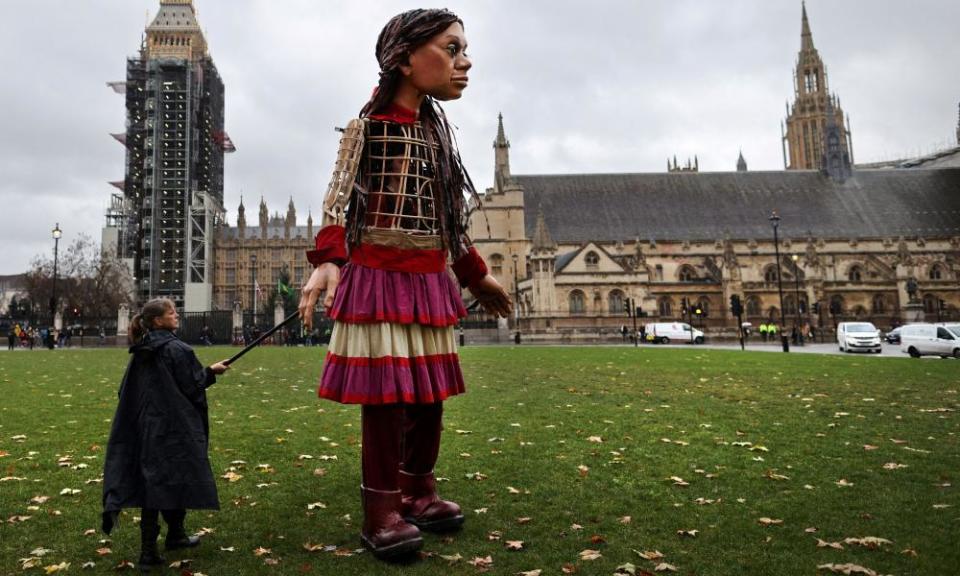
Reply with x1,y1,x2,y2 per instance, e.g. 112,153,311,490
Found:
2,0,958,274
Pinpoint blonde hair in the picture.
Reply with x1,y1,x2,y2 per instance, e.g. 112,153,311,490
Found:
128,298,175,345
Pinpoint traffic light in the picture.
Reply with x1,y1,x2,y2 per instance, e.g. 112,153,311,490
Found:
940,299,947,311
72,307,80,317
624,300,631,316
798,301,807,314
812,302,820,315
694,307,703,317
635,305,643,318
730,294,743,316
681,297,689,316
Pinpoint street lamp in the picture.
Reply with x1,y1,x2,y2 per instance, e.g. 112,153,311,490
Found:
791,254,804,346
512,254,520,344
769,211,789,352
51,223,62,333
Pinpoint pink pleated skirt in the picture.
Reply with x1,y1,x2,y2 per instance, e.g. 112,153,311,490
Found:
318,262,467,404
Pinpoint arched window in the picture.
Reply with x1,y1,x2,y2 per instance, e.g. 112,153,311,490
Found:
746,296,761,317
608,290,625,314
872,294,886,314
678,265,698,282
783,295,796,316
569,290,586,314
764,266,779,283
767,306,779,321
929,264,943,280
490,253,503,277
923,294,938,314
584,251,600,270
830,295,845,315
848,265,863,283
658,298,672,318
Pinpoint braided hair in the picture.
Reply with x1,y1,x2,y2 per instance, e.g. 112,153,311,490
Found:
358,8,479,259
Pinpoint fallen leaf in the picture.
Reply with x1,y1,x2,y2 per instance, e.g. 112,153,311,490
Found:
506,540,524,550
253,546,272,556
676,529,698,538
835,479,854,487
815,538,844,550
614,562,637,575
634,549,664,561
669,476,689,487
468,555,493,569
579,549,602,561
168,559,191,568
882,462,908,470
439,553,462,564
44,562,71,574
843,536,892,549
517,570,542,576
221,471,243,482
587,436,603,443
816,562,883,575
758,517,783,526
95,547,111,556
654,563,678,572
619,516,632,524
516,517,532,524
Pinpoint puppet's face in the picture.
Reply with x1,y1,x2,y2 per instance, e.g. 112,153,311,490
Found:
400,22,471,101
154,307,179,331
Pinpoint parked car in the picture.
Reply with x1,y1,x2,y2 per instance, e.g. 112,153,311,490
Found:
900,323,960,358
884,326,902,344
837,321,882,353
645,322,705,344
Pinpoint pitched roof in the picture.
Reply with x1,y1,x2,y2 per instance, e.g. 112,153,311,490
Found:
514,168,960,243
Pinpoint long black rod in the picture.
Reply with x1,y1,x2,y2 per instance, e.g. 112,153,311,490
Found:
224,311,300,366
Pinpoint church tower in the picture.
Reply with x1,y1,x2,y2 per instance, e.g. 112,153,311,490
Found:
781,2,853,171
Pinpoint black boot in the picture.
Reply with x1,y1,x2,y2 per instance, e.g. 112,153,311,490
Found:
163,509,200,550
138,510,165,569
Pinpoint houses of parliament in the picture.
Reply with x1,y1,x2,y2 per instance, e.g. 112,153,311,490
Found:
208,3,959,335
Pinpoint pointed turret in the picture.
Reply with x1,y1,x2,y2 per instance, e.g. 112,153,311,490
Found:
532,207,557,252
821,96,852,182
307,209,314,239
736,150,748,172
800,1,814,51
237,195,246,230
259,196,268,239
493,113,512,191
956,101,960,145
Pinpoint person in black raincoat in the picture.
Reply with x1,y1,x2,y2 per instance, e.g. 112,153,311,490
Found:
102,298,229,569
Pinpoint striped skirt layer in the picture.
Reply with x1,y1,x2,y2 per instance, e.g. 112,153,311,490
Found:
319,262,467,405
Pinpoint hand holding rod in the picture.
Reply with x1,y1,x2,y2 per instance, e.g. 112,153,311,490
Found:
224,311,301,366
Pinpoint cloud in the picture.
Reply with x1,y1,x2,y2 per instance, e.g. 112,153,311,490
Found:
2,0,958,273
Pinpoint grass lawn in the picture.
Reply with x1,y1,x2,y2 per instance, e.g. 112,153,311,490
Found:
1,346,958,575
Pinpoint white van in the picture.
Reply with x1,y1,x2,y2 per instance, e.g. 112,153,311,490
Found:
900,323,960,358
645,322,704,344
836,322,882,353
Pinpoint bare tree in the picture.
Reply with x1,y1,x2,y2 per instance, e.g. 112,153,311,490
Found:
24,235,133,327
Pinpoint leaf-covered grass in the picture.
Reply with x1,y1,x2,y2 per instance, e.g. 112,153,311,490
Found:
1,346,957,575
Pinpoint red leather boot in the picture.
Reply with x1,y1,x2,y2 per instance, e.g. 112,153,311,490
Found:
399,470,465,532
360,486,423,559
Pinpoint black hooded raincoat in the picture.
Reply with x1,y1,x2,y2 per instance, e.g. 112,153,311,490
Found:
102,330,219,533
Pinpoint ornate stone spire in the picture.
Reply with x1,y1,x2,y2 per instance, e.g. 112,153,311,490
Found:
531,207,556,252
493,113,511,190
800,1,814,52
237,195,246,229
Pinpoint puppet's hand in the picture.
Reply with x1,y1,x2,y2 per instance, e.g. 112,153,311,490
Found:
468,274,513,318
209,361,230,375
299,262,341,330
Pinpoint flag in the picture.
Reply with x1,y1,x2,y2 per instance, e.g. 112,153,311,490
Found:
255,280,262,299
277,278,293,298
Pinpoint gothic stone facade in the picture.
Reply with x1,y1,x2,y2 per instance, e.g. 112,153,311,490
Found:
469,116,960,336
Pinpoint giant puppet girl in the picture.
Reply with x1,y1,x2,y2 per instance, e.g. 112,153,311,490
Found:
298,9,512,561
